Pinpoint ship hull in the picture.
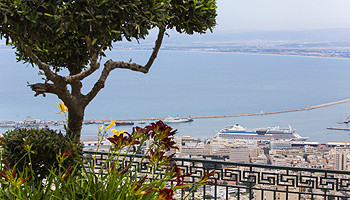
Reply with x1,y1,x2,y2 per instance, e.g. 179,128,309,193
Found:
215,132,296,140
215,124,300,140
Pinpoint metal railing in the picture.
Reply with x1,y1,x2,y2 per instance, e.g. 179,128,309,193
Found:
83,151,350,200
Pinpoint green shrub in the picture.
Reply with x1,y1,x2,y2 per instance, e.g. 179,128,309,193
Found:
0,121,214,199
0,128,83,181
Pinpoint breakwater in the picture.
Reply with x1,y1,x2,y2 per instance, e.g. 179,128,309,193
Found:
113,97,350,122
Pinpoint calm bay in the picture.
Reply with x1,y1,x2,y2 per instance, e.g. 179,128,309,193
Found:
1,49,350,142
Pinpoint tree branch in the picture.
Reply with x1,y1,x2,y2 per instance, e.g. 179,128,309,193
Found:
103,26,165,74
144,26,165,71
65,38,104,82
103,60,149,73
84,27,166,104
84,61,114,103
22,44,75,103
22,45,64,84
67,57,100,82
30,83,58,97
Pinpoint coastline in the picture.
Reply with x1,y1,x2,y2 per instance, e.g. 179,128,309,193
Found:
111,47,350,60
1,45,350,60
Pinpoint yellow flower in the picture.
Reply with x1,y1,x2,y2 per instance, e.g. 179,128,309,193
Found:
55,101,68,114
106,119,117,130
111,129,125,137
98,125,104,132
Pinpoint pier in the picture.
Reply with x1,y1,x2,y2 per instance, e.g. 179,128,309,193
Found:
327,127,350,131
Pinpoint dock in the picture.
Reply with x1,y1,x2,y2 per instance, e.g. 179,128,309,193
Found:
327,127,350,131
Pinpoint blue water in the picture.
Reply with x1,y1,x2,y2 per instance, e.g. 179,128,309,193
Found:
1,49,350,142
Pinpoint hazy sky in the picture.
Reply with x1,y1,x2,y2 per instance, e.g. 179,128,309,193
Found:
217,0,350,31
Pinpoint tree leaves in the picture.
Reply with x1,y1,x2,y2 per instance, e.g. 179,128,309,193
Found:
0,0,216,73
91,38,97,46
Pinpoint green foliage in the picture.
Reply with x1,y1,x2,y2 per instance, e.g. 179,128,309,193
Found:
0,128,83,181
0,0,217,72
0,121,214,199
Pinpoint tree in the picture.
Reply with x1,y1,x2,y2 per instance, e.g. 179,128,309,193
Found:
0,0,217,140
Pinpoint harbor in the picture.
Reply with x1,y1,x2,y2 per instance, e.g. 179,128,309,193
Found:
2,97,350,129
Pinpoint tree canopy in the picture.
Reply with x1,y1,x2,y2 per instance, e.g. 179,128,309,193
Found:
0,0,217,139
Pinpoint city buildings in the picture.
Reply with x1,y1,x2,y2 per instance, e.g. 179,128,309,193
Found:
173,136,350,170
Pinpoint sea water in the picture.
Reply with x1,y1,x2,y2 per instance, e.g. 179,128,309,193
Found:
1,49,350,142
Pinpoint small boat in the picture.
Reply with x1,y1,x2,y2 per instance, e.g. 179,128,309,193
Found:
139,121,146,124
164,117,193,123
115,121,134,126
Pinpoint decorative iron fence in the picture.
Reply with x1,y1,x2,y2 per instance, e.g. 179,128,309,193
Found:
83,151,350,200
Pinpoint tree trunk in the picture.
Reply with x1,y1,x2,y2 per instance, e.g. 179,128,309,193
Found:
65,69,86,141
66,103,85,141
